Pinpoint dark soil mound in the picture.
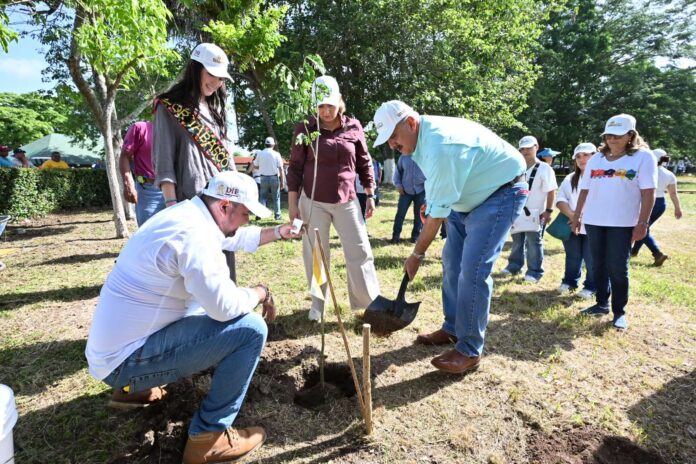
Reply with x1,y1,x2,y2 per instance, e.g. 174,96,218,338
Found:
527,426,667,464
109,325,316,463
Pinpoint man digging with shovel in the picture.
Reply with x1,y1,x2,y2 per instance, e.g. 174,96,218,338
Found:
372,101,527,374
85,171,301,464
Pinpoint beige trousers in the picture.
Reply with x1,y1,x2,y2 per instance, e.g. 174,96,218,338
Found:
299,193,381,313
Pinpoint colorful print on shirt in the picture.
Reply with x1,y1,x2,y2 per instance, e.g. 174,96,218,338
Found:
590,168,637,180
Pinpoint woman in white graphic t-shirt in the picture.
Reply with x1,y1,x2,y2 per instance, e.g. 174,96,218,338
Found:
571,114,657,330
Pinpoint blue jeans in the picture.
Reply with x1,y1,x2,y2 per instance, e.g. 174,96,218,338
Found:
505,229,544,280
135,182,165,226
103,313,267,435
561,233,595,291
631,197,666,256
260,175,281,219
392,191,426,241
441,182,527,357
585,225,633,316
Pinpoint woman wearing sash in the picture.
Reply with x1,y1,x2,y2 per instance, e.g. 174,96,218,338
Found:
287,75,380,321
153,43,237,279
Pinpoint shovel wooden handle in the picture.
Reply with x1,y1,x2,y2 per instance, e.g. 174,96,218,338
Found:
396,272,410,303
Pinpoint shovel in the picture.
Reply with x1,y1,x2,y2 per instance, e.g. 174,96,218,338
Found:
363,273,421,336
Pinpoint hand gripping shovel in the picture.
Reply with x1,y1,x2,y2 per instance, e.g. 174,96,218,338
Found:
363,273,421,336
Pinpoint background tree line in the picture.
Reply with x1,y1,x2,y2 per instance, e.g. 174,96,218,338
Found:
1,0,694,233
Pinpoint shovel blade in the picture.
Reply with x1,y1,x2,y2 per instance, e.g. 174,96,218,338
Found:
365,295,396,313
363,299,421,337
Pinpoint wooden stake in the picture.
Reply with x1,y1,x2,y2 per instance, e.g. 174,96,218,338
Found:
314,229,325,389
314,232,367,418
362,323,373,435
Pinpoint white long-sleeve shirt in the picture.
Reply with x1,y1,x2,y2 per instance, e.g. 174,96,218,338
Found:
85,196,262,380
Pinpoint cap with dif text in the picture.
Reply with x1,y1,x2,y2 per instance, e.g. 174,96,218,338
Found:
201,171,271,218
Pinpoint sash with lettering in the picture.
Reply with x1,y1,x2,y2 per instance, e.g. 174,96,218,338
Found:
155,98,231,170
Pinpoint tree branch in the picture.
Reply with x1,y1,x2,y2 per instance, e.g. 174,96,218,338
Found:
67,8,106,135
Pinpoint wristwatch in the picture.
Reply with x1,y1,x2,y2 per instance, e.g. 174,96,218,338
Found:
545,208,553,213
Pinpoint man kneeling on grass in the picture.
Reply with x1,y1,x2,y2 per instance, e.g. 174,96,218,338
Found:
85,171,301,464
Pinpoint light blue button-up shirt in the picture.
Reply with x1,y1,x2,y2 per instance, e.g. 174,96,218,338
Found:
411,115,526,218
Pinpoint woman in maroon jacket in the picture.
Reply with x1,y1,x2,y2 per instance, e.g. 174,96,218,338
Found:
287,75,381,321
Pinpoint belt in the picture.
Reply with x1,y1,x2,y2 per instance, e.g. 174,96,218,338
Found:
136,175,155,184
260,174,278,177
504,174,525,188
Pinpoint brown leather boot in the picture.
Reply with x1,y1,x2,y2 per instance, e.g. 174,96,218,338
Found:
109,385,167,409
431,349,480,374
415,329,457,345
183,426,266,464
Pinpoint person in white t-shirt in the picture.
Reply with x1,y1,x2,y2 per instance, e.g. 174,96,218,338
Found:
571,114,657,330
253,137,285,220
85,171,301,464
503,135,558,282
556,143,597,298
630,149,683,265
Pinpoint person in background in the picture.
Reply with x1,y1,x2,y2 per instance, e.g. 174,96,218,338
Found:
120,121,165,226
287,75,380,322
630,149,683,265
11,148,34,168
537,147,560,165
254,137,285,220
502,135,557,283
247,150,262,194
0,145,12,167
355,154,379,219
39,151,69,169
373,158,383,206
556,143,596,298
372,100,526,374
571,114,657,330
390,153,426,244
153,42,238,280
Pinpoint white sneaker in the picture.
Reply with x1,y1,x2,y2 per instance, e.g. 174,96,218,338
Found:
557,283,572,294
577,289,594,299
523,275,539,283
308,307,323,322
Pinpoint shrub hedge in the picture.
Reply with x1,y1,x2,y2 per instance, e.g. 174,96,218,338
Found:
0,168,112,220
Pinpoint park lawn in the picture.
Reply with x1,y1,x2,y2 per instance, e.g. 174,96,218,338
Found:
0,180,694,463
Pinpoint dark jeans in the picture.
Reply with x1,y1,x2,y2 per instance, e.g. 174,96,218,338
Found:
561,232,595,291
631,197,666,256
586,224,633,316
392,191,426,241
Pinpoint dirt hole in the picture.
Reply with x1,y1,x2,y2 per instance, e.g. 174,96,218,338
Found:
293,363,357,409
527,426,667,464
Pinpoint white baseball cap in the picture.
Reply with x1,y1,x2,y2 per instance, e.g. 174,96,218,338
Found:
312,75,341,107
191,43,232,80
602,114,636,136
573,142,597,159
372,100,417,147
653,148,667,158
201,171,271,218
518,135,538,149
264,137,275,146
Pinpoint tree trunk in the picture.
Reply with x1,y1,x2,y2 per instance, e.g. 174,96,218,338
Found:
102,102,130,238
245,68,277,142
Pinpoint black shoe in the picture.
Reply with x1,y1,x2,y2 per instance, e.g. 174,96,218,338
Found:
389,237,401,244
